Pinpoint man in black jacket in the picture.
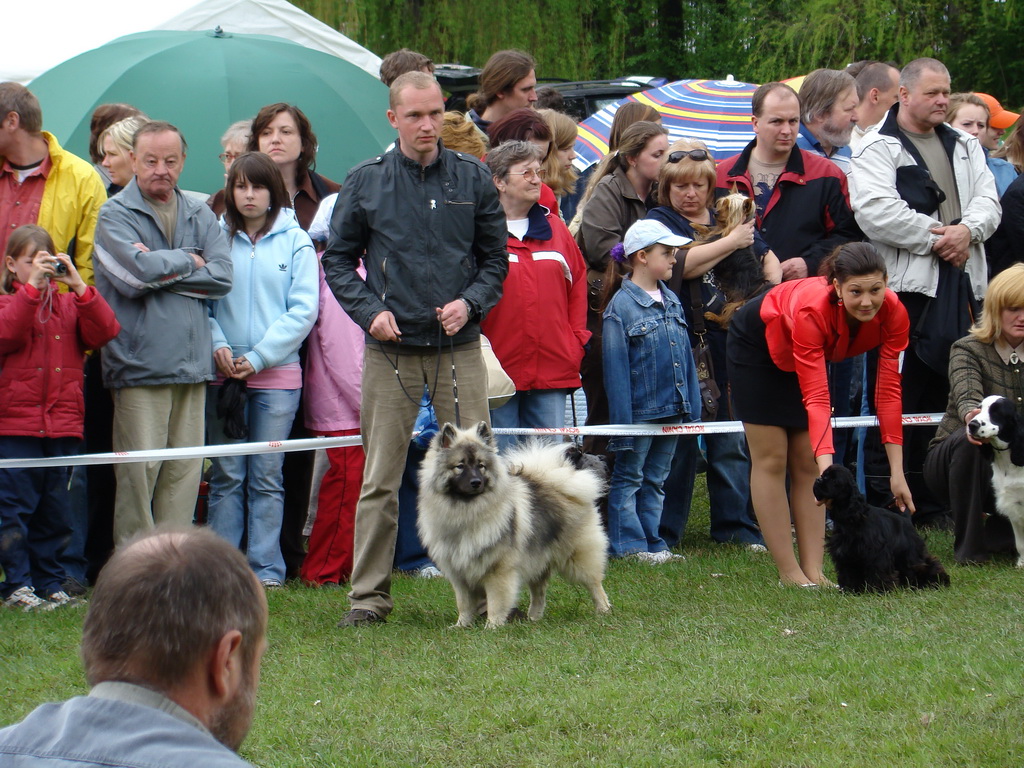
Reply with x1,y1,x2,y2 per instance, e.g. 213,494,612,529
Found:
323,71,508,627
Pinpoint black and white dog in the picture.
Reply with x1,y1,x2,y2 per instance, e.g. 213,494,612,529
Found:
813,464,950,592
968,394,1024,567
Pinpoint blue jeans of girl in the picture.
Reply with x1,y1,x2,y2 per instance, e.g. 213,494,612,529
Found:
607,425,678,557
0,436,78,599
206,387,301,583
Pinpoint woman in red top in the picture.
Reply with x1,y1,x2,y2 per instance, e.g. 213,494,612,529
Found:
727,242,914,587
482,140,590,452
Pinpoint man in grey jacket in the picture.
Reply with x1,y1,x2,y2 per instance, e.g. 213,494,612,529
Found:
323,71,508,627
0,528,267,767
850,58,1000,522
94,121,232,544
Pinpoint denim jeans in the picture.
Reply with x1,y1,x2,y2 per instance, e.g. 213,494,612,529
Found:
0,436,78,599
607,426,678,557
661,433,764,548
489,389,568,453
206,386,301,583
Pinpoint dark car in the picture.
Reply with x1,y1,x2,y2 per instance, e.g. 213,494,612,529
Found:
434,64,664,120
538,78,666,122
433,64,483,113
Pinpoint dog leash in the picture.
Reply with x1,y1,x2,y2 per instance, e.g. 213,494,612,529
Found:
449,333,461,429
376,321,447,413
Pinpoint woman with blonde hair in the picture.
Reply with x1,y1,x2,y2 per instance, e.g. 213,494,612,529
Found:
97,115,150,195
538,108,579,203
993,115,1024,174
440,112,487,159
946,93,1018,196
925,263,1024,563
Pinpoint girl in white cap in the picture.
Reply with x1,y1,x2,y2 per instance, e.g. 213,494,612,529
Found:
600,219,701,563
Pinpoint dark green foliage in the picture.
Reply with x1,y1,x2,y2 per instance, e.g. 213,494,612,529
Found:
293,0,1022,105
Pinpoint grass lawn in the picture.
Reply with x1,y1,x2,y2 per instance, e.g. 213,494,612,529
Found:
2,476,1023,767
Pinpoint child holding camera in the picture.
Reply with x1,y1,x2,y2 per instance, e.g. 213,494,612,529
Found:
0,225,119,611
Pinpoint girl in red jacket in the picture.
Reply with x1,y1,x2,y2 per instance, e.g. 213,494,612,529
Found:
0,225,120,612
727,242,913,588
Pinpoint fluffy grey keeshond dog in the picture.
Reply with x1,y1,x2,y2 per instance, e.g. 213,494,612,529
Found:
418,422,612,628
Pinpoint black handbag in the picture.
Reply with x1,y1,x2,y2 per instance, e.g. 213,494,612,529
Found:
689,282,721,421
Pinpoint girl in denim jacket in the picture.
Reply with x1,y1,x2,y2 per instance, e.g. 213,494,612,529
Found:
601,220,702,562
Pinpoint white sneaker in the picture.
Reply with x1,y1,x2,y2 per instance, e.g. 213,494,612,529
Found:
636,551,684,564
4,586,56,612
416,565,443,579
747,544,768,554
631,551,659,563
46,590,83,608
651,550,685,564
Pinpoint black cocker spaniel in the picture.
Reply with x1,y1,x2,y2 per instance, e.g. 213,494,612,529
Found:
813,464,950,593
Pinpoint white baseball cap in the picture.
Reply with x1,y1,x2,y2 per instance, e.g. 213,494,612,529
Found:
623,219,691,257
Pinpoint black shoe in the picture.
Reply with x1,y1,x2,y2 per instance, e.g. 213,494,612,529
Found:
337,608,385,628
61,577,88,597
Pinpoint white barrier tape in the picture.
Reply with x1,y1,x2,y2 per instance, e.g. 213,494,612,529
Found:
0,413,943,470
495,412,942,438
0,435,365,470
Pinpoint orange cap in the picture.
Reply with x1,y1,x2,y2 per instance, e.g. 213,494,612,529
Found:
975,92,1020,131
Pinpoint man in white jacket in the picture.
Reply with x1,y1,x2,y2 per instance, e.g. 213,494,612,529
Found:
849,57,1000,524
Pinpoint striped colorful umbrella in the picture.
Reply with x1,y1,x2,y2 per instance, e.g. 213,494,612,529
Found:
573,77,759,170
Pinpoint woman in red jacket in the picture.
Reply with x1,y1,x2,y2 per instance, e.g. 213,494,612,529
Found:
727,242,914,587
483,140,590,452
0,226,120,611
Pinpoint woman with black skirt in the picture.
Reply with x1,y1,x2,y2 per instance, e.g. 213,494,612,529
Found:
727,242,914,586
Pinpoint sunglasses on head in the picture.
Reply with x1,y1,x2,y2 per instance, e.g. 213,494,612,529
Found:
667,149,710,163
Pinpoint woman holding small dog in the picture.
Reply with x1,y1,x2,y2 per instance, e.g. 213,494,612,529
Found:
601,219,701,562
924,263,1024,563
727,242,913,587
647,138,780,550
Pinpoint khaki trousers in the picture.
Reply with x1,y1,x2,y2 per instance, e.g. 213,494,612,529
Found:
112,383,206,544
348,341,489,617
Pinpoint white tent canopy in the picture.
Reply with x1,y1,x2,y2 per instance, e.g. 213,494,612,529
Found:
4,0,381,84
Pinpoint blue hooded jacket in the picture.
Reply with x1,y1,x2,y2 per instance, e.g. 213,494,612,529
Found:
211,208,318,374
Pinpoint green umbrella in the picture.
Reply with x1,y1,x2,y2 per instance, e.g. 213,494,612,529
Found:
29,28,393,194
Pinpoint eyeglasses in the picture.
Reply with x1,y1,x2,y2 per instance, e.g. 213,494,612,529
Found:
667,149,710,163
219,152,241,164
507,167,546,181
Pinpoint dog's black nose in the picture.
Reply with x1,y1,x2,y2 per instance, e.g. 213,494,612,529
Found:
470,478,482,490
967,420,981,436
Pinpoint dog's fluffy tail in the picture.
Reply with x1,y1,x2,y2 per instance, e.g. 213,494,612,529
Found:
505,441,605,508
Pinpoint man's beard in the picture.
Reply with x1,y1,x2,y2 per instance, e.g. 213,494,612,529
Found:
209,665,258,752
819,116,855,149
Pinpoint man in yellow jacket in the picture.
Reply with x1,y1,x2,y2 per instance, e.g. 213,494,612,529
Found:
0,82,106,284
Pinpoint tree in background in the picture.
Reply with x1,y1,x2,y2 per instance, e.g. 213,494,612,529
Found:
294,0,1021,106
